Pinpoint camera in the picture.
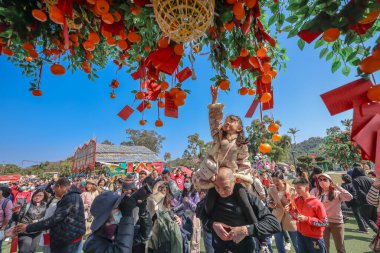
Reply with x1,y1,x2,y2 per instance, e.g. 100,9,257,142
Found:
130,183,152,202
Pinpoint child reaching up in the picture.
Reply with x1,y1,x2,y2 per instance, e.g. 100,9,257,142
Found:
192,86,253,190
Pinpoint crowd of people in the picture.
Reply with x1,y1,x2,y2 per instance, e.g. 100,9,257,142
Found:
0,90,379,253
0,162,377,253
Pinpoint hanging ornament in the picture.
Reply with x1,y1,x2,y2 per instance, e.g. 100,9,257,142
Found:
152,0,215,43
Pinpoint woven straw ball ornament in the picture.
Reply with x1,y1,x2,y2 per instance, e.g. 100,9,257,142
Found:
153,0,215,43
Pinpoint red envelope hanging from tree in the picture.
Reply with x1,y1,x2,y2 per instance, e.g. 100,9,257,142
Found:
256,80,271,95
352,114,380,162
376,130,380,176
165,92,178,118
176,67,192,83
298,30,322,43
352,99,372,138
320,78,373,116
118,105,134,121
245,99,259,118
137,101,148,112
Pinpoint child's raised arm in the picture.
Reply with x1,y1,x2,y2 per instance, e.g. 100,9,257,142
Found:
208,86,224,139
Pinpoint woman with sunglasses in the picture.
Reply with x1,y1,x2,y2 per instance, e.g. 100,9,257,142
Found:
311,173,352,253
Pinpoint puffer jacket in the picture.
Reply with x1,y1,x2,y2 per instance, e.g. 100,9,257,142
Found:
26,186,85,251
83,208,152,253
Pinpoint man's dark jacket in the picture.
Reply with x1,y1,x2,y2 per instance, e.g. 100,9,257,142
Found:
26,186,85,251
197,185,281,240
83,207,152,253
352,167,374,205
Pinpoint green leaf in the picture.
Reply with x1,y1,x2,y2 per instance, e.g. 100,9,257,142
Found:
346,51,357,62
221,10,234,23
332,57,341,73
297,39,305,50
286,16,298,23
282,25,293,32
342,66,350,76
268,15,277,27
314,39,324,49
352,58,361,66
326,52,334,61
287,28,299,38
319,48,329,58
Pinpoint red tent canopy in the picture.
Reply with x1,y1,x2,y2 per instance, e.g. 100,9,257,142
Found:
0,174,22,183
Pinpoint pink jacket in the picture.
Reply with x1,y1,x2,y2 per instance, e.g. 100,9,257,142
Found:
311,186,353,224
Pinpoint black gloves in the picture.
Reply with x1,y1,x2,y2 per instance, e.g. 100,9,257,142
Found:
137,199,147,214
119,196,136,217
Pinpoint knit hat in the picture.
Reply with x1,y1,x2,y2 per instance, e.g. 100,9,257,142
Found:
90,191,122,232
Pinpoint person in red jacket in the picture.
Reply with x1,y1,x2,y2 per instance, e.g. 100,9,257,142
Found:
292,177,328,253
171,168,185,191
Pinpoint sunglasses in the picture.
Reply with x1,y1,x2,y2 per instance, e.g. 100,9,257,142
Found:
319,178,329,182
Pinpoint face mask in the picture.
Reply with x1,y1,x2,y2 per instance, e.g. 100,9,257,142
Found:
184,182,191,189
319,181,330,189
19,187,26,191
111,210,122,225
81,181,86,187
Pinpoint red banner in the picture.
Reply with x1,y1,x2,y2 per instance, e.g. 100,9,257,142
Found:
164,92,178,118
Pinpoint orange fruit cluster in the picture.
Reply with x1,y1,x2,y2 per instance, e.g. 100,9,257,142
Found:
323,28,340,43
259,143,271,153
50,63,66,75
169,87,187,107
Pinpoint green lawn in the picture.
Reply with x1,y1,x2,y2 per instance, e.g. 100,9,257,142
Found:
2,218,374,252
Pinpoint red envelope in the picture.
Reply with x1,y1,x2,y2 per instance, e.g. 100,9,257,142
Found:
362,102,380,116
230,57,242,68
176,67,192,83
352,97,372,138
137,101,147,112
320,78,373,116
352,114,380,162
117,105,134,121
131,71,142,80
256,80,271,95
263,90,274,111
376,130,380,176
298,30,322,43
165,92,178,118
245,99,259,118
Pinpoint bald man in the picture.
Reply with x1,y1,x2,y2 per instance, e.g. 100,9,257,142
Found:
201,167,280,253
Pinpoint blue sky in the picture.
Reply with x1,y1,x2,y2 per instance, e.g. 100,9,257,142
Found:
0,34,378,167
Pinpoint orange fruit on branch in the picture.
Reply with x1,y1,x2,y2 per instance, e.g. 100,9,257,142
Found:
131,6,141,16
169,87,181,96
136,92,145,100
85,52,94,60
22,42,35,51
32,9,47,22
127,32,141,43
359,10,380,24
240,48,250,57
233,2,245,18
268,123,280,133
50,63,66,75
239,87,248,95
106,37,116,46
139,119,146,126
245,0,257,8
260,92,272,103
219,79,230,90
117,40,128,50
24,56,33,62
83,41,95,51
88,33,100,44
259,143,271,153
159,92,166,99
146,102,152,109
82,61,91,69
174,98,185,106
174,44,184,56
49,5,64,25
257,48,267,58
32,89,43,96
224,22,235,31
272,134,282,142
160,81,169,90
155,119,163,127
110,93,116,99
323,28,340,43
360,56,380,74
158,37,169,48
262,74,272,84
0,47,10,56
29,49,39,59
113,11,122,22
248,88,256,95
101,12,114,24
367,84,380,102
158,101,165,108
70,34,79,42
176,90,187,99
95,0,109,15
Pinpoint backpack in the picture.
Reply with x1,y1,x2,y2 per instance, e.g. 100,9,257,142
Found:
154,211,183,253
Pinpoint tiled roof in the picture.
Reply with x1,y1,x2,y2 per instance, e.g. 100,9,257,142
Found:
95,144,161,163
